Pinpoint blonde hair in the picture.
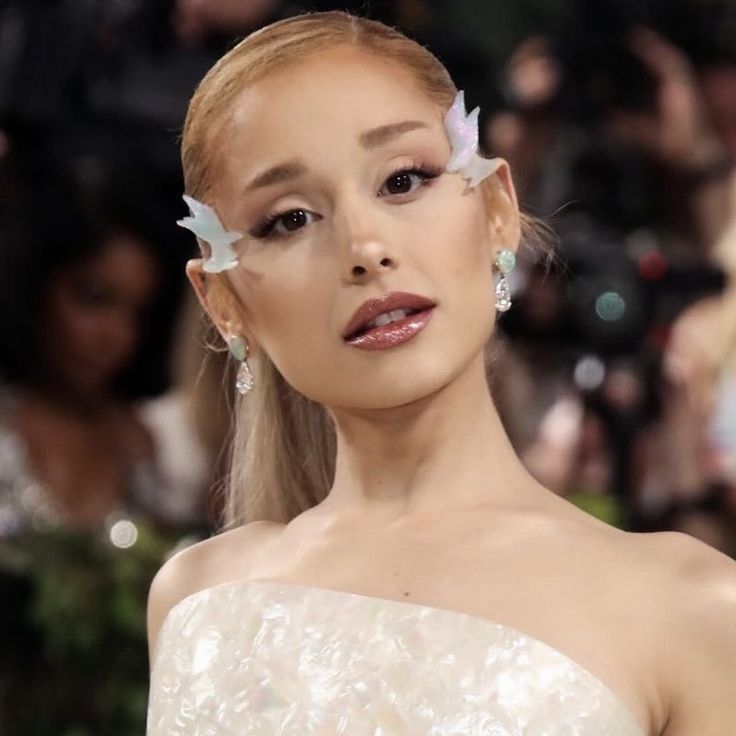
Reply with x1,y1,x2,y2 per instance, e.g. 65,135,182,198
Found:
181,10,552,529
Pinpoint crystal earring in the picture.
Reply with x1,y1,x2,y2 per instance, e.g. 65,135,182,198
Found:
494,248,516,312
228,335,254,395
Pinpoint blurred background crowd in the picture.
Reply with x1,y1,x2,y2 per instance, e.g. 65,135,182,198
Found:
0,0,735,733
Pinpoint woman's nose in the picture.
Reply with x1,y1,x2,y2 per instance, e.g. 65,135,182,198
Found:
349,253,396,279
336,202,399,282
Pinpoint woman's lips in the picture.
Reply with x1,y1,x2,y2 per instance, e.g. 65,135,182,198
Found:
345,307,434,350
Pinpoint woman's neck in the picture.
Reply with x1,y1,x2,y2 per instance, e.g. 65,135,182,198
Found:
325,353,544,523
19,382,110,421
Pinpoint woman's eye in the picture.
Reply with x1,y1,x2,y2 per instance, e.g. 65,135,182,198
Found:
379,166,442,197
251,208,320,240
251,166,441,240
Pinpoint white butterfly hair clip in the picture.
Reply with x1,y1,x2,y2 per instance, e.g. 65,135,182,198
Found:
443,90,502,189
177,194,243,274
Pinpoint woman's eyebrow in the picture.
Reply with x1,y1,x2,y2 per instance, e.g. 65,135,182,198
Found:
359,120,429,150
244,120,429,192
246,161,308,192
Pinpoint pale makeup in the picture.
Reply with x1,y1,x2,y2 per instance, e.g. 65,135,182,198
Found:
194,45,517,411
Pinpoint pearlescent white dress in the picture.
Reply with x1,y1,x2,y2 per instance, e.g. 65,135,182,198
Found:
146,580,646,736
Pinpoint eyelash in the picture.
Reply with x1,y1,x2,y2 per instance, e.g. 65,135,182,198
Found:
250,164,443,241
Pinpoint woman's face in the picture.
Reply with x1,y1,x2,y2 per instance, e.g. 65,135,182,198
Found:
43,234,158,397
202,45,517,410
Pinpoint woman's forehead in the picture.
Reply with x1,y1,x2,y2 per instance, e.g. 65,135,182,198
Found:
224,47,442,157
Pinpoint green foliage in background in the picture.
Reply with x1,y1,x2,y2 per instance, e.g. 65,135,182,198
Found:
567,488,624,528
0,518,192,736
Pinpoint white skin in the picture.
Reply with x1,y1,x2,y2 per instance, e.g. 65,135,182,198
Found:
177,45,736,736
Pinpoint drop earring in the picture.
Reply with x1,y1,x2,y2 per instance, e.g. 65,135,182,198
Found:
228,336,254,395
494,249,516,312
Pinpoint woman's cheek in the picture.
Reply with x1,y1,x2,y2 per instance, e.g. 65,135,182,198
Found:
250,278,326,356
442,209,489,280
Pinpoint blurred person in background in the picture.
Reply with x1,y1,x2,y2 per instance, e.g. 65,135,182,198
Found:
644,179,736,556
0,159,166,532
607,7,736,553
602,26,734,257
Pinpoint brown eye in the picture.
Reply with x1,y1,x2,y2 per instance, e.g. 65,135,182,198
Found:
386,172,413,194
378,167,442,198
282,209,308,231
252,208,321,240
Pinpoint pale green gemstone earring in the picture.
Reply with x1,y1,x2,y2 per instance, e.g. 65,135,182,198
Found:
494,248,516,313
228,336,254,395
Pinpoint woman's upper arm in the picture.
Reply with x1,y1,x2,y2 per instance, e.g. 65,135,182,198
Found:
146,520,284,670
146,541,204,670
661,534,736,735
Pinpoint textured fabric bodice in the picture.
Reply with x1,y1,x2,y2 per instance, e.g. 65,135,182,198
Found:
147,580,646,736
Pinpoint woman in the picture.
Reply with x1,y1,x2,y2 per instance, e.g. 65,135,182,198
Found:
0,164,163,532
147,12,736,735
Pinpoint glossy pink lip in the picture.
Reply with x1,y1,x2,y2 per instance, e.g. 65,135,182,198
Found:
342,291,436,351
346,309,434,350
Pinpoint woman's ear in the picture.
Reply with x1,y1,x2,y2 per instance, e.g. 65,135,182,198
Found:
185,259,252,347
484,159,521,252
186,258,208,310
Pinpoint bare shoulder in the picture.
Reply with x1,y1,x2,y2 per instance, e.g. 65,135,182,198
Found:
146,520,284,667
634,531,736,735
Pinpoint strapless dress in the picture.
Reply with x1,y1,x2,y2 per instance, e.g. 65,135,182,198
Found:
146,580,646,735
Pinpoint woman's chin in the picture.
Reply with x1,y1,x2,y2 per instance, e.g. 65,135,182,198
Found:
312,374,458,414
281,342,487,412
